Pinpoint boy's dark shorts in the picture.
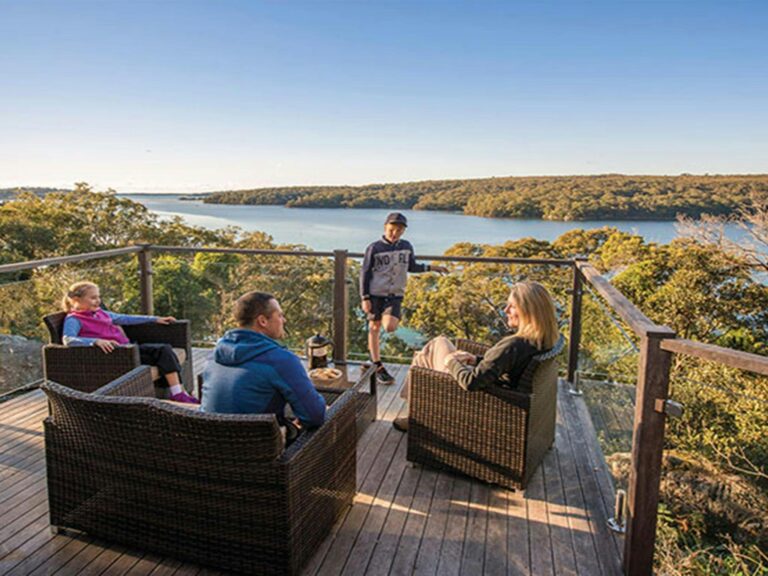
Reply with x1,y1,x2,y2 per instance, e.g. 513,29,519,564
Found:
367,296,403,322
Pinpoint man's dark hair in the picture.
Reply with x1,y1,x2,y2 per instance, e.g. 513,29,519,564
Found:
234,291,276,327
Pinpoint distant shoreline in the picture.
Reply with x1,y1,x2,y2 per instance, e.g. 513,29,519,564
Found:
6,172,767,222
201,174,768,222
119,193,683,222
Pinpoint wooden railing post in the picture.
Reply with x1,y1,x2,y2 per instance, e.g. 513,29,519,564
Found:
623,327,675,575
332,249,348,364
567,263,584,385
137,245,154,316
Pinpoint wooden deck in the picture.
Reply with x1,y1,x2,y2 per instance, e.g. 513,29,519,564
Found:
0,349,623,575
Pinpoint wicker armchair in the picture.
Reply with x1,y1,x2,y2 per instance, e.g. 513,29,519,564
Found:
42,311,193,395
42,366,357,576
407,335,565,490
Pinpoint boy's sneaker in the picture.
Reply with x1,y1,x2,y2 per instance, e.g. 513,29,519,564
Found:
169,390,200,404
376,365,395,385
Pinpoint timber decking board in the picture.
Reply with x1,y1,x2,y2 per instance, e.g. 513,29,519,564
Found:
388,468,438,576
436,476,472,576
482,487,508,576
553,424,603,576
411,470,455,576
559,383,624,575
0,351,623,575
542,434,579,576
526,458,555,575
459,481,490,575
507,484,530,576
313,366,409,576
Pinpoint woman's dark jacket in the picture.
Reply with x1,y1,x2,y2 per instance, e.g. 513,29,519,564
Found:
446,334,540,391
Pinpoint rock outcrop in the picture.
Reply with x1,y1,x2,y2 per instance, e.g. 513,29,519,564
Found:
0,334,43,395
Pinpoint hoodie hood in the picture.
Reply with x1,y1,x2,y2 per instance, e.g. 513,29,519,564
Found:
214,329,282,366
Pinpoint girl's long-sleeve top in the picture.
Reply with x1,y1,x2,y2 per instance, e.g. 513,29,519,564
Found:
359,236,430,299
63,311,158,346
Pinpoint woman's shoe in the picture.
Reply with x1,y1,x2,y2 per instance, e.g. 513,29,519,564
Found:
392,417,408,432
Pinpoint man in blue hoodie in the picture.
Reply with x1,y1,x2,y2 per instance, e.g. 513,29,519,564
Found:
201,291,326,430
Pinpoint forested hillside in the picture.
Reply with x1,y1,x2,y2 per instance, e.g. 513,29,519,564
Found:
205,174,768,221
0,186,71,200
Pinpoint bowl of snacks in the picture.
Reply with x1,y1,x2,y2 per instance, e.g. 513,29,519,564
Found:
308,367,343,386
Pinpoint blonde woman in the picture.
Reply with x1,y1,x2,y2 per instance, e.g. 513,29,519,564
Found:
394,281,559,432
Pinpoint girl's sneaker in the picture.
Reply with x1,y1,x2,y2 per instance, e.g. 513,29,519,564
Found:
169,390,200,404
376,365,395,385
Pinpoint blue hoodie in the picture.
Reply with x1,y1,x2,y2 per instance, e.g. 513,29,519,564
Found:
201,329,326,428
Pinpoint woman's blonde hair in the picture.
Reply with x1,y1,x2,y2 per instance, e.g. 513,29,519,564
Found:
61,281,99,312
508,281,559,350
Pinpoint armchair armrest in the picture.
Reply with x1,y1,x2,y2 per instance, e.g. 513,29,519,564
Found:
43,344,140,393
409,365,532,410
122,320,191,348
279,387,357,551
314,386,346,406
455,338,490,357
409,365,461,394
281,388,357,462
94,366,155,398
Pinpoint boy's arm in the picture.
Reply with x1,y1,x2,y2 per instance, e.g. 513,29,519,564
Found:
407,243,448,274
62,316,98,346
360,243,376,300
408,252,429,273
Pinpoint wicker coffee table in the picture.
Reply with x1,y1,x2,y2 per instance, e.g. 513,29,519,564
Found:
313,362,377,437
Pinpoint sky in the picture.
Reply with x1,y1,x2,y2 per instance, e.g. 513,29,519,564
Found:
1,0,766,193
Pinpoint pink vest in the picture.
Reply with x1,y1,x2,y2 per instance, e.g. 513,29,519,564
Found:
67,309,130,345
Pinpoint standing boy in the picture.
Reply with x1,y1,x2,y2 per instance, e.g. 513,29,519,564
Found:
360,212,447,384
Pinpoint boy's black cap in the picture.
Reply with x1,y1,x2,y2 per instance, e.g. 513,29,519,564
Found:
385,212,408,227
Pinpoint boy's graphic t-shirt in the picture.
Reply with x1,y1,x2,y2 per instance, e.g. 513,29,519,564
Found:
360,237,429,298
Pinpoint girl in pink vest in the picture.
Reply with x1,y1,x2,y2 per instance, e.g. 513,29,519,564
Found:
62,281,199,404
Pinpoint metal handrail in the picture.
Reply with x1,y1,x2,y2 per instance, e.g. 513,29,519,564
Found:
0,246,142,275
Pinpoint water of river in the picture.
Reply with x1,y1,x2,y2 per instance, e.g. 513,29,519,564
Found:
123,194,745,254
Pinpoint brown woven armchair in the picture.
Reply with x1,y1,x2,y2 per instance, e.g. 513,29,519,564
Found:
42,366,357,576
42,311,193,395
406,335,565,490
